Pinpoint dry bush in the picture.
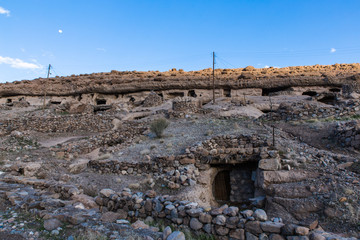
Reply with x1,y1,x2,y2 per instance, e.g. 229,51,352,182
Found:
150,118,169,138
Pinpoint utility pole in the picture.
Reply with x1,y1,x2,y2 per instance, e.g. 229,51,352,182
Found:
43,64,51,111
212,51,215,104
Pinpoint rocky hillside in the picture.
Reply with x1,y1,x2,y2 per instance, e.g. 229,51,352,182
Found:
1,63,360,97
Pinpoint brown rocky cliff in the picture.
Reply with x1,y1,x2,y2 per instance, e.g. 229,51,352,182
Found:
1,63,360,97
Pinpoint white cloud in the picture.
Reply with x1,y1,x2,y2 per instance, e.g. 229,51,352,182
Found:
264,65,270,68
58,29,63,34
0,56,42,69
96,48,106,52
0,6,10,16
330,48,336,53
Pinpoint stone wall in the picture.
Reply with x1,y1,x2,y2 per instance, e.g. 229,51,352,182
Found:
0,113,114,133
51,123,146,158
260,101,360,122
172,97,199,112
334,120,360,149
95,188,322,240
142,92,163,107
4,174,346,240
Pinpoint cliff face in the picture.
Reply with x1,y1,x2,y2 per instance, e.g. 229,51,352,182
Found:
1,63,360,97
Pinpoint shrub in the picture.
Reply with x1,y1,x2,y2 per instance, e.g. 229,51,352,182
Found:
150,118,169,138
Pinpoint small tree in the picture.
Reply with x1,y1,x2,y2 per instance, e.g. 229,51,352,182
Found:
150,118,169,138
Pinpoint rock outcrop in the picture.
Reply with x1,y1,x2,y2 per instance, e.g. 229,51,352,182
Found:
1,64,359,97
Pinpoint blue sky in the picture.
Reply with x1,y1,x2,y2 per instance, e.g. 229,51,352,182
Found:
0,0,359,83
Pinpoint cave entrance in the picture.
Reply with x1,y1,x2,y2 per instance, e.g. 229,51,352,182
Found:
213,161,258,205
188,90,197,98
50,101,62,105
318,95,337,105
96,99,107,105
168,92,185,98
262,86,289,96
224,89,231,97
302,91,318,97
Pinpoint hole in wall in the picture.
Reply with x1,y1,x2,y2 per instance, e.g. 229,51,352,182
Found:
318,95,337,105
168,92,185,98
96,99,107,105
330,88,341,93
224,89,231,97
302,91,318,97
262,87,289,96
188,90,197,98
50,101,62,105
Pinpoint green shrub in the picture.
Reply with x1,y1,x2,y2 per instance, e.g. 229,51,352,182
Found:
150,118,169,138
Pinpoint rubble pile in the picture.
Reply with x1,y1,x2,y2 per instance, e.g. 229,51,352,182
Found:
0,130,39,152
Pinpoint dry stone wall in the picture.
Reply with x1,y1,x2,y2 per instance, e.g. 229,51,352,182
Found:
51,123,146,158
3,175,349,240
0,113,114,133
95,188,325,240
334,120,360,149
260,101,360,122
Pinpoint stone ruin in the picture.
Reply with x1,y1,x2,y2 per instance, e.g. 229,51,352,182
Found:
0,64,359,239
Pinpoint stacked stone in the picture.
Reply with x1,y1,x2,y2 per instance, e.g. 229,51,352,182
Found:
172,97,199,112
3,177,349,239
96,188,320,239
143,92,163,107
51,123,146,158
88,160,154,175
88,158,199,189
334,120,360,149
191,134,271,164
12,100,30,108
0,104,11,110
0,112,114,133
260,101,360,122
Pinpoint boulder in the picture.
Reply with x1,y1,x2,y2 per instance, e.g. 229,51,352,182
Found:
44,218,62,231
259,158,281,171
131,220,149,229
189,218,203,230
167,231,185,240
68,159,89,174
254,209,268,221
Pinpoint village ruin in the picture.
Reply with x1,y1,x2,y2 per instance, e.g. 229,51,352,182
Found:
0,63,359,239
